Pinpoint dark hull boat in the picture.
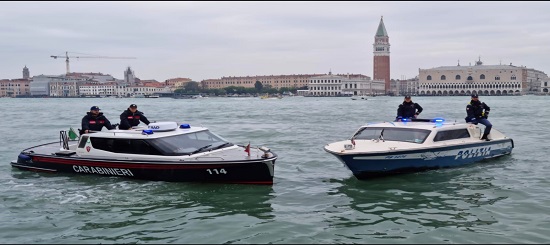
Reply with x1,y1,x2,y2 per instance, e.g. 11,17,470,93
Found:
12,122,277,185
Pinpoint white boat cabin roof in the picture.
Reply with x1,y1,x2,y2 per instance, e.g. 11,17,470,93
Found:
84,122,209,140
359,120,468,132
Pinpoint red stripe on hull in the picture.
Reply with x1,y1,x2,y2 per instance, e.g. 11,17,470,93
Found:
31,156,262,170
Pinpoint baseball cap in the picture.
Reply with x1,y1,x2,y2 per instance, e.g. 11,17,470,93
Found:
471,94,479,98
404,95,411,99
129,104,137,108
90,106,100,110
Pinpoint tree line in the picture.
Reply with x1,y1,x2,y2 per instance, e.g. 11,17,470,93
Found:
173,81,307,96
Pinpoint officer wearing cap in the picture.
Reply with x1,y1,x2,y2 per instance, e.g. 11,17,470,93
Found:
465,94,492,141
396,95,423,122
119,104,150,130
80,106,115,134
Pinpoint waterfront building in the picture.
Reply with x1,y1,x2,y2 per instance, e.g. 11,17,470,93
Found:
79,81,118,97
525,67,548,94
307,72,345,96
49,80,80,97
542,77,550,94
391,77,419,96
49,75,91,97
373,16,391,94
417,59,547,96
29,75,60,96
67,72,115,83
201,73,369,91
165,77,192,89
201,74,325,90
341,78,385,96
0,78,30,97
116,84,169,98
306,71,379,97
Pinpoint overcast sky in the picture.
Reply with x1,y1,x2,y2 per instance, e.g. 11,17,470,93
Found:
1,1,549,82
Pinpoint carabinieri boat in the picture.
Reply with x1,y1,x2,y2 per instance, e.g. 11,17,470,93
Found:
11,122,277,185
324,118,514,180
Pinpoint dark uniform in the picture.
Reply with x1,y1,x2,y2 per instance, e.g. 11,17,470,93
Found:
396,98,423,121
119,104,150,130
465,94,492,140
81,112,115,134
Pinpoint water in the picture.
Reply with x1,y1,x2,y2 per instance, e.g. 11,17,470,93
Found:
1,95,549,243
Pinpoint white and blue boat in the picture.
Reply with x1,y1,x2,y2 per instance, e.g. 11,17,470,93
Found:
323,118,514,180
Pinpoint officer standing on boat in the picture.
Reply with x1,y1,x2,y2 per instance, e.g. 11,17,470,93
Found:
81,106,115,134
396,95,423,121
119,104,150,130
465,94,492,141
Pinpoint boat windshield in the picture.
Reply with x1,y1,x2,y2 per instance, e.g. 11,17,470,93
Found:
353,127,431,144
148,130,233,156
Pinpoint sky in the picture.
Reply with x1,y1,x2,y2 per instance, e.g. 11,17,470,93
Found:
1,1,550,82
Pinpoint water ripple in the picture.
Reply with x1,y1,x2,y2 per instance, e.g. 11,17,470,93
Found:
1,96,550,243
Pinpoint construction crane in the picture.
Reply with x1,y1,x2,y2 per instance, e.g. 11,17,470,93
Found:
50,51,137,74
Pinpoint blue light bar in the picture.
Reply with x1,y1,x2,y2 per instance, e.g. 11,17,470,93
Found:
179,124,191,129
142,129,154,135
432,118,445,123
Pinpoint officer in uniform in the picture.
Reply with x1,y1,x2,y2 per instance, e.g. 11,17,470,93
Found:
81,106,115,134
396,95,423,121
119,104,150,130
465,94,492,141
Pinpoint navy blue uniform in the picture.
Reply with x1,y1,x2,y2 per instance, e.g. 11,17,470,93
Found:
81,112,115,133
119,109,150,130
397,101,423,120
465,100,492,139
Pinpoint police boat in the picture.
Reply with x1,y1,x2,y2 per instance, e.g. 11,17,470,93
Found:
11,122,278,185
323,118,514,180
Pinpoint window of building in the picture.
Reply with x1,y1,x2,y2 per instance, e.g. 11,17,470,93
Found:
427,75,432,80
433,129,471,142
511,75,516,80
455,75,461,80
495,76,500,80
441,75,446,80
480,74,485,79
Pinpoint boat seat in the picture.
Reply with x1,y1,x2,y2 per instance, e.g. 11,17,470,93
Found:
55,151,77,156
467,126,481,139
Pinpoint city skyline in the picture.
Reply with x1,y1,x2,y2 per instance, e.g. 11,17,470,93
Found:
1,1,549,82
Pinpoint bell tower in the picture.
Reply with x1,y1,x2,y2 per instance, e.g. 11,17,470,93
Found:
373,16,391,94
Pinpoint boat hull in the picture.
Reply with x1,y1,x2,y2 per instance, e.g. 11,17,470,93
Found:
326,139,513,180
11,153,276,185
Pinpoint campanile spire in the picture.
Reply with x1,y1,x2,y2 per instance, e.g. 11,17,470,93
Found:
373,16,391,94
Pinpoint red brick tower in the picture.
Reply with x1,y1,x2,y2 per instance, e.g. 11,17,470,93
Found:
373,16,390,94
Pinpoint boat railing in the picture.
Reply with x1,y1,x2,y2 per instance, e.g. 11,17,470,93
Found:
194,156,225,161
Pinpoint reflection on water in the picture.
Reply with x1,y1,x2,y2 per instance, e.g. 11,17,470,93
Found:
6,170,275,243
327,167,506,239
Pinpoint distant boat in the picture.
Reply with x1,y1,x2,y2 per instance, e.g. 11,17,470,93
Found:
261,94,282,99
146,95,160,98
351,95,367,100
132,94,145,98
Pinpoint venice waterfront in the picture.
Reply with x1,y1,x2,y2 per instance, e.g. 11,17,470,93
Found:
1,95,549,244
